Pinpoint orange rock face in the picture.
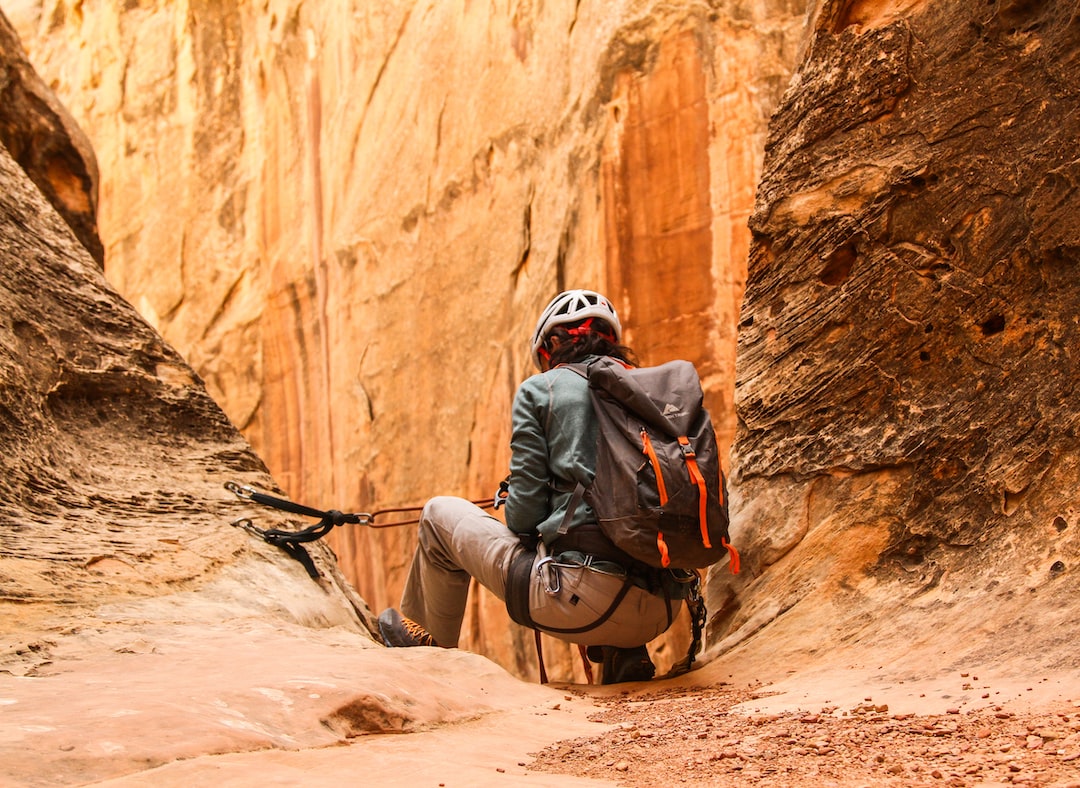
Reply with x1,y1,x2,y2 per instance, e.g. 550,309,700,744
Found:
603,30,717,371
10,2,807,680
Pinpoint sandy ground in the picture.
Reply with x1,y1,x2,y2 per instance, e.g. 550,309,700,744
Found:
530,667,1080,788
84,666,1080,788
5,618,1080,788
90,699,615,788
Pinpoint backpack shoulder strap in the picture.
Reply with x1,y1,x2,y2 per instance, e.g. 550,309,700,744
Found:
551,361,593,538
550,356,633,539
556,481,588,538
557,361,590,379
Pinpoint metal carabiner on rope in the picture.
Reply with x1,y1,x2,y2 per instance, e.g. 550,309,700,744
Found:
224,481,258,500
230,516,261,536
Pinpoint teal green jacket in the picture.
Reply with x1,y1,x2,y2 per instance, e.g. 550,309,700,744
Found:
504,360,600,544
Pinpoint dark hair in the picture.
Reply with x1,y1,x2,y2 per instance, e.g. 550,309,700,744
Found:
545,319,638,368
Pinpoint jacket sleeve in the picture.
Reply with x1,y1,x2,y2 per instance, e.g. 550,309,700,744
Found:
504,378,551,535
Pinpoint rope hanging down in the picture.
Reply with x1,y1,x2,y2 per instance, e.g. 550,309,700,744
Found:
226,481,495,578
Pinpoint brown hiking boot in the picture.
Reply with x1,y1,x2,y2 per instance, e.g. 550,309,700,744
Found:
597,645,655,684
377,608,439,648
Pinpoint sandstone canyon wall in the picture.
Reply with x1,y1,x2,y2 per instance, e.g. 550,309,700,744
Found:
0,7,102,264
7,0,810,679
8,0,1079,692
706,0,1080,680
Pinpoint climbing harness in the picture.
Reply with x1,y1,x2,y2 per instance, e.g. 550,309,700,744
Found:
227,481,712,684
226,481,495,578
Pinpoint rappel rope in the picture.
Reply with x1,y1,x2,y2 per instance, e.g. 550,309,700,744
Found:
225,481,496,578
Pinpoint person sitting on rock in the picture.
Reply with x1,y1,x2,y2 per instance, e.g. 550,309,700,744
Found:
378,289,679,683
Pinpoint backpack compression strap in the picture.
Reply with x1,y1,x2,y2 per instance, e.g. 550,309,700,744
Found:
676,439,741,574
677,435,712,548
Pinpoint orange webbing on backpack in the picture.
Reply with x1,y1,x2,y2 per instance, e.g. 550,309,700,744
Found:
656,531,671,567
678,436,712,549
723,537,740,574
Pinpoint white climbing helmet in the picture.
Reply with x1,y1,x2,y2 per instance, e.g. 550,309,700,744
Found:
530,289,622,370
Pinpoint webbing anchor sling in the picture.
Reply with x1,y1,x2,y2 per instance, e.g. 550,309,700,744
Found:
226,481,494,578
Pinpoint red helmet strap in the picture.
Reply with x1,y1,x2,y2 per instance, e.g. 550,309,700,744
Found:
564,318,615,343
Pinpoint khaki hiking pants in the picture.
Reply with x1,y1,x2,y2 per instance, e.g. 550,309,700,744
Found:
400,496,523,648
400,496,674,649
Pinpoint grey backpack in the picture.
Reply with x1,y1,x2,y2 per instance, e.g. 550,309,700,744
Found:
561,357,740,572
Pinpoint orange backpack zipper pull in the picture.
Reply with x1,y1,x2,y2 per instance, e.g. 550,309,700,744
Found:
641,429,669,505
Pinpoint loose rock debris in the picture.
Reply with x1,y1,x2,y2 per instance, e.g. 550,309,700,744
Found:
528,684,1080,787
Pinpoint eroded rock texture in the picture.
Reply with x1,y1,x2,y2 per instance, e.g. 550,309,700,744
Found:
10,0,809,679
714,0,1080,676
0,139,371,643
